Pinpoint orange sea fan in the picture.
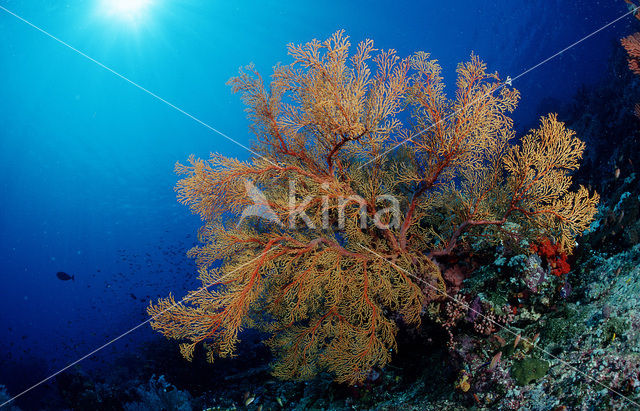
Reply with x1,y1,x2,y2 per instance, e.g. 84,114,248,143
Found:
149,31,599,385
622,32,640,76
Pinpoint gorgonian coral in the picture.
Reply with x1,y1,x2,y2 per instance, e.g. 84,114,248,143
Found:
148,31,598,385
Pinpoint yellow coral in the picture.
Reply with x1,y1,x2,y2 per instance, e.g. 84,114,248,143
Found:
455,374,471,392
148,31,598,385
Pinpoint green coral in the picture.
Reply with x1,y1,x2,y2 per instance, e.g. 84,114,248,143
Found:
511,358,550,386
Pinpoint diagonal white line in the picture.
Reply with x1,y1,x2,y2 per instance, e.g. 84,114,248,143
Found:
0,246,280,408
511,6,638,82
0,4,277,167
357,6,639,169
361,244,640,408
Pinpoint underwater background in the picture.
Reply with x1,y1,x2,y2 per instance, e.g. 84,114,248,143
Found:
1,0,640,409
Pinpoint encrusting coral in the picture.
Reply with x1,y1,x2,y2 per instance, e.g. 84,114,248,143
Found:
148,31,599,385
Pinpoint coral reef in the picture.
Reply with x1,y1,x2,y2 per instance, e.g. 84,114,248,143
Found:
148,31,598,385
124,375,193,411
5,18,633,411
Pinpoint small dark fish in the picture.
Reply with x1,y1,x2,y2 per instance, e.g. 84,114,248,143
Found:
56,271,74,281
130,293,137,300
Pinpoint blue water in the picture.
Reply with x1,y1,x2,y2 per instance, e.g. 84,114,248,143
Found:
0,0,634,407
